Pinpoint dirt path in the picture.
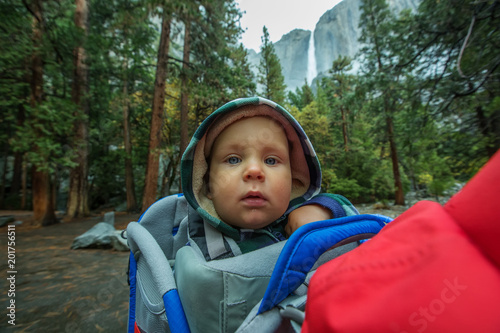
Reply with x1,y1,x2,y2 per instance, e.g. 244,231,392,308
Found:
0,204,407,332
0,211,141,332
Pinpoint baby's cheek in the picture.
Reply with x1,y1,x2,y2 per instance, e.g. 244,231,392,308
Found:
209,173,232,196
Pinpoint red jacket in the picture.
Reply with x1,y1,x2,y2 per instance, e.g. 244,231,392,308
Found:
303,150,500,333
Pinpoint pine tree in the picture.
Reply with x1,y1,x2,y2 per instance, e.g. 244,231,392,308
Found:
142,7,172,211
67,0,90,218
326,56,354,153
410,0,500,169
358,0,405,205
258,26,286,105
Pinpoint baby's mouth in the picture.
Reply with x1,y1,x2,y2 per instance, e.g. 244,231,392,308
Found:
242,192,267,207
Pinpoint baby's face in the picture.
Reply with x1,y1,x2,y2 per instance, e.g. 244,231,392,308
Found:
208,116,292,229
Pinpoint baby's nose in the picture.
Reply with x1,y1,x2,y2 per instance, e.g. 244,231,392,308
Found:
244,162,265,181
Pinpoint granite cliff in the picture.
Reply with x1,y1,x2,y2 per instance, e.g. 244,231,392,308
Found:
247,0,420,91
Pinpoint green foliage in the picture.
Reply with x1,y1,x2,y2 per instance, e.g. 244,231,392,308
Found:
88,146,127,208
14,101,80,173
288,80,314,110
0,1,32,157
227,44,257,98
1,0,80,174
1,0,497,211
180,0,255,120
369,159,396,199
258,26,287,104
326,171,365,202
409,0,500,161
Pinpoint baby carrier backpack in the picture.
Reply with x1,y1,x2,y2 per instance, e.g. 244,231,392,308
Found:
302,150,500,332
126,193,391,333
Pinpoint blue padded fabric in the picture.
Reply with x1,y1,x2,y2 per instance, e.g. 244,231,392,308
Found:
128,252,137,333
302,195,347,218
258,214,391,313
163,290,190,333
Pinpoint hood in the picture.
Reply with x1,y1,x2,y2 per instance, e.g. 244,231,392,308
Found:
181,97,322,240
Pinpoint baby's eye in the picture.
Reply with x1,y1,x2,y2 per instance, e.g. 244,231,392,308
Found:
265,157,278,165
226,156,241,165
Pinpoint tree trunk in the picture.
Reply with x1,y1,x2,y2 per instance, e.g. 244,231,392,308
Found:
30,0,58,226
167,153,181,195
475,104,498,158
21,157,27,210
10,91,27,200
142,12,172,211
122,60,137,212
179,19,191,192
341,105,349,152
386,115,405,205
10,153,23,200
33,168,57,226
180,20,191,157
67,0,90,218
12,60,30,205
0,143,8,208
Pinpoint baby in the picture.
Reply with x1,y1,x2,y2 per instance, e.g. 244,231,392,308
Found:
181,97,358,258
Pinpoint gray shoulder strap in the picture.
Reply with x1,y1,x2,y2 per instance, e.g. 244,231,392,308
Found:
203,220,242,259
204,220,228,259
225,236,242,257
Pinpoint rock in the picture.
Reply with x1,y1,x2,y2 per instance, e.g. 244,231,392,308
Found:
274,29,311,91
103,211,115,226
0,215,15,227
111,230,129,252
71,222,115,249
373,202,391,210
246,29,311,92
71,220,129,251
315,0,420,75
314,0,362,75
246,0,420,91
115,202,128,212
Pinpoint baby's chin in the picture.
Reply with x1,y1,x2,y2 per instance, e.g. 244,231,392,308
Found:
228,213,282,230
229,220,272,230
221,209,285,229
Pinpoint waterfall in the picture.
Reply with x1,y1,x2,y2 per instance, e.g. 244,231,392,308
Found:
307,30,317,85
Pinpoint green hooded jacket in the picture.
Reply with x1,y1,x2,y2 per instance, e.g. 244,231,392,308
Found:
180,97,358,257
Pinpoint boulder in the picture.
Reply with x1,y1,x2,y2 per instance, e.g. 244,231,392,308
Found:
110,230,129,252
71,212,129,251
0,215,15,227
103,211,115,226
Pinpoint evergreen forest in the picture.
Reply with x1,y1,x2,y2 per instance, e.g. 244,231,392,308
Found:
1,0,498,226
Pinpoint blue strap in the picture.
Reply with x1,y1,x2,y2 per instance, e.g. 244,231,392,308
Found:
127,252,137,333
258,214,391,313
127,222,191,333
163,290,190,333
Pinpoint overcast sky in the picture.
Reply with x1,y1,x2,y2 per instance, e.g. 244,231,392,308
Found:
235,0,343,52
